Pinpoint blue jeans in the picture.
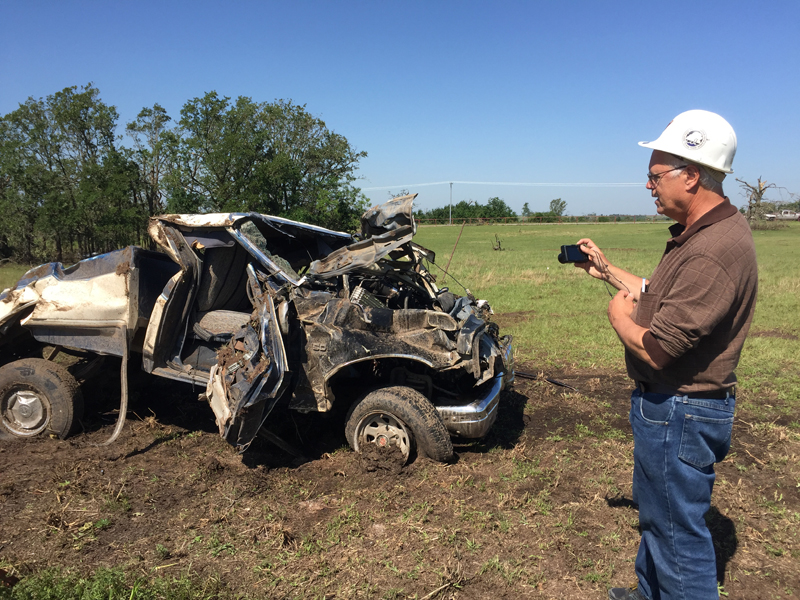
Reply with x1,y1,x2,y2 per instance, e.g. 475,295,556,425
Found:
629,388,735,600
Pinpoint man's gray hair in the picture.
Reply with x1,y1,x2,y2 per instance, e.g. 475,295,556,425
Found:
664,153,724,192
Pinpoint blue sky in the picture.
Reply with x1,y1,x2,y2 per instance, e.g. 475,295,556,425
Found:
2,1,798,215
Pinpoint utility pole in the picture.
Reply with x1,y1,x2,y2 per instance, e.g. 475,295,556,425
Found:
449,182,453,225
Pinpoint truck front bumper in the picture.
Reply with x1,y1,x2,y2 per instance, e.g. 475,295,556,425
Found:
436,372,505,438
436,334,514,438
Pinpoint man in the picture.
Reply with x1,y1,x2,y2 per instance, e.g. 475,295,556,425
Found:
575,110,757,600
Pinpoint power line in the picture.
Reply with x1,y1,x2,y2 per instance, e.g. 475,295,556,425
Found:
361,180,640,191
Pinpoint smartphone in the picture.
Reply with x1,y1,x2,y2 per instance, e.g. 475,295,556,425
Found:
557,244,589,264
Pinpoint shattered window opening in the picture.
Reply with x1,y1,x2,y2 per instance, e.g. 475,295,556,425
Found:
237,221,301,282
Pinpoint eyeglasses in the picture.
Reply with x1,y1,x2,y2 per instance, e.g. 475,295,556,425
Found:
646,165,687,186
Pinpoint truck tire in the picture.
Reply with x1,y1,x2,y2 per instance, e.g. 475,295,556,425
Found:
345,386,453,463
0,358,84,439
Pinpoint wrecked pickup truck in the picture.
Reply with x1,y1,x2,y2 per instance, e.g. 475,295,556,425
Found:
0,194,513,462
764,209,800,221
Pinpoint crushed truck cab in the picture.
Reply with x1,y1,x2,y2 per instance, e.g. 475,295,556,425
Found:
0,195,513,462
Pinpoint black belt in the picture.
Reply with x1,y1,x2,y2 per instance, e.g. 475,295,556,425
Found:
637,381,734,399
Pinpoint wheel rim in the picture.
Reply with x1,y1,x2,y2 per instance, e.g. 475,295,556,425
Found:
1,389,50,436
354,411,412,461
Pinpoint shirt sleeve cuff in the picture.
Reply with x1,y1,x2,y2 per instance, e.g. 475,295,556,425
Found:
642,331,676,368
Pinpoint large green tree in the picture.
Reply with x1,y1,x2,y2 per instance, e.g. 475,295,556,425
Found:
0,84,143,261
485,196,516,219
0,85,372,262
126,104,172,220
163,92,368,230
549,198,567,216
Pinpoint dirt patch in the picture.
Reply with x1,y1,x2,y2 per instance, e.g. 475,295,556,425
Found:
0,362,798,599
114,262,131,277
749,328,799,340
493,310,536,327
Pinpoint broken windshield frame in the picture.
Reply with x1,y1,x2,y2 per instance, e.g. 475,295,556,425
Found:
227,222,306,287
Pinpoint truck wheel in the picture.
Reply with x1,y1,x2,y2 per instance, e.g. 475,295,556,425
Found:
0,358,84,439
345,386,453,463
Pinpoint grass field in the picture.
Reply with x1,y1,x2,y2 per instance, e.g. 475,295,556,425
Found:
414,220,800,408
0,221,798,599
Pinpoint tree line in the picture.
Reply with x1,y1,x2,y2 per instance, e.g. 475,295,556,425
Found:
414,196,516,221
0,84,369,263
414,196,568,222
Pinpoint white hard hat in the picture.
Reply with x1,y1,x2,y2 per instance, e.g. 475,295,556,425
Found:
639,110,737,174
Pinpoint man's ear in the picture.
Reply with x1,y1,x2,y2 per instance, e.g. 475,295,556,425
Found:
683,164,701,190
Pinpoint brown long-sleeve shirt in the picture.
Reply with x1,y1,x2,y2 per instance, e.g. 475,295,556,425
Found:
627,199,758,393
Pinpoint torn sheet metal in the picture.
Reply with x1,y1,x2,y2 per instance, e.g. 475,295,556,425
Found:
0,247,144,356
306,194,417,278
204,268,288,450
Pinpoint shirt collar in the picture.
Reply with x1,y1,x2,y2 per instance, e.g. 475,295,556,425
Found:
666,198,738,249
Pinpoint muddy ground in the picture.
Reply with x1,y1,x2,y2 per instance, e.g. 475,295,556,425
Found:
1,358,798,600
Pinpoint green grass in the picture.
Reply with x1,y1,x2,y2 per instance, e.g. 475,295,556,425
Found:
0,264,31,292
415,220,800,404
0,567,229,600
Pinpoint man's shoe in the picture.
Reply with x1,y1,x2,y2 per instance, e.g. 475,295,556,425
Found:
608,586,646,600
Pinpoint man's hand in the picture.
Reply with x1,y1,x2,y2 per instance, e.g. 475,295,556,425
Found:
608,290,635,325
573,238,647,301
573,238,610,281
